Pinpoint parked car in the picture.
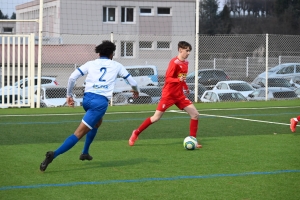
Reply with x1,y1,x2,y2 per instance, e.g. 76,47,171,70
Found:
139,86,162,103
294,87,300,97
186,83,207,102
290,76,300,88
0,76,59,98
257,63,300,80
200,90,247,103
186,69,229,89
213,80,255,97
114,65,159,92
112,92,152,105
251,77,296,90
0,94,24,108
37,87,82,107
247,87,298,101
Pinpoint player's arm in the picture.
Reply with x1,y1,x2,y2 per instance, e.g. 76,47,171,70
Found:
126,75,139,98
66,67,86,107
165,62,181,83
119,66,139,98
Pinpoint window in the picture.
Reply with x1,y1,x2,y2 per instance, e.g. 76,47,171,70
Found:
296,65,300,73
121,41,134,57
157,7,171,15
121,7,134,22
103,7,116,22
127,68,154,76
157,41,170,49
3,27,13,33
139,41,153,49
140,7,153,16
45,88,67,98
277,66,294,74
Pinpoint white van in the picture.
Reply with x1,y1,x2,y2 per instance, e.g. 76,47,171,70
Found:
114,65,159,92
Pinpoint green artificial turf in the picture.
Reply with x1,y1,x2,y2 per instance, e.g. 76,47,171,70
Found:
0,100,299,199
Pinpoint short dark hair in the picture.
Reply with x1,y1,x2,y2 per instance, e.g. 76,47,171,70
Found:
95,40,116,57
178,41,192,51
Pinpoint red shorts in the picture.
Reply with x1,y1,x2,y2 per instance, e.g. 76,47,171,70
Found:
156,95,192,112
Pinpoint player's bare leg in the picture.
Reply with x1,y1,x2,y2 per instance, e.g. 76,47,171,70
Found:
184,104,202,148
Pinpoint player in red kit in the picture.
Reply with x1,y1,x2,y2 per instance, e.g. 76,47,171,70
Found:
129,41,202,148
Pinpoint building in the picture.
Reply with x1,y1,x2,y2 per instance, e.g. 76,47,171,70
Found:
11,0,197,84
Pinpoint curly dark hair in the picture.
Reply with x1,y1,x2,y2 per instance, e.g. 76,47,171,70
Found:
95,40,116,57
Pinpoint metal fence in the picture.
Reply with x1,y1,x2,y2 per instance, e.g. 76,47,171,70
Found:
1,34,300,108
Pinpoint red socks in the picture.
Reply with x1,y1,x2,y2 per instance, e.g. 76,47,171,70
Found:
190,119,198,138
135,117,152,136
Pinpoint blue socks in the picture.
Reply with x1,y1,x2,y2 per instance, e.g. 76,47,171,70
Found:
82,128,98,154
54,134,79,158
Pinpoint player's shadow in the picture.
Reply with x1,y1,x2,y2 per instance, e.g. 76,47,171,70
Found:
46,157,158,173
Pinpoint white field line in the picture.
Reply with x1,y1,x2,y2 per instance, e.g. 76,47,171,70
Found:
169,110,290,126
0,106,298,119
0,111,155,117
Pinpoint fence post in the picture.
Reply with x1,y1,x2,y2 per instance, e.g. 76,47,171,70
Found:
246,57,249,77
194,0,200,102
265,33,269,101
110,32,114,106
213,58,216,69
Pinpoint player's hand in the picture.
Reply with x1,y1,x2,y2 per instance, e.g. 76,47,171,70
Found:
178,76,184,82
131,90,139,98
178,75,186,82
66,97,75,107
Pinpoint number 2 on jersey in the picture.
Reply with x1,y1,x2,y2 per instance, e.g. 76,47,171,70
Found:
99,67,107,82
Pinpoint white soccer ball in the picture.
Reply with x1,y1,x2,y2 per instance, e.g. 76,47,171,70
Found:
183,136,198,150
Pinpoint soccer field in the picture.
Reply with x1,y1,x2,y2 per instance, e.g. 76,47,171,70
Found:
0,100,300,200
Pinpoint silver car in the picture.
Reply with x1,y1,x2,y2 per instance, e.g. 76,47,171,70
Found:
213,80,255,97
257,63,300,80
200,90,247,103
251,77,296,90
247,87,298,101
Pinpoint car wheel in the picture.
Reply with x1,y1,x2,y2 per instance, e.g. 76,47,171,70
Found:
128,97,134,104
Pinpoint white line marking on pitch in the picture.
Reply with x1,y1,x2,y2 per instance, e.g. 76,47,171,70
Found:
169,110,290,126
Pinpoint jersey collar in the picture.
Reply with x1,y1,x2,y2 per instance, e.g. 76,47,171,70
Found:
99,56,109,59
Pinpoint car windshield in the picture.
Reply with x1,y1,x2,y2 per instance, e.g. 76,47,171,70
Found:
45,88,67,98
273,91,297,98
268,79,292,87
228,83,254,91
13,79,23,86
186,71,195,78
268,64,285,72
218,92,246,101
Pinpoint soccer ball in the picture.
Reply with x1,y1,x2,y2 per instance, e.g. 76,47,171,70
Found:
183,136,198,150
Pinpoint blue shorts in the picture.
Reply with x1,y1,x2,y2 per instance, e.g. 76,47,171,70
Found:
82,92,108,129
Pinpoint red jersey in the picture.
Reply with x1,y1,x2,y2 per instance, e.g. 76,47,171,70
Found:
161,57,189,99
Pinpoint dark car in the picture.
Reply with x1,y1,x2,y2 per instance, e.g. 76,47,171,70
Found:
186,83,207,102
140,86,162,103
186,69,229,89
112,92,152,105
